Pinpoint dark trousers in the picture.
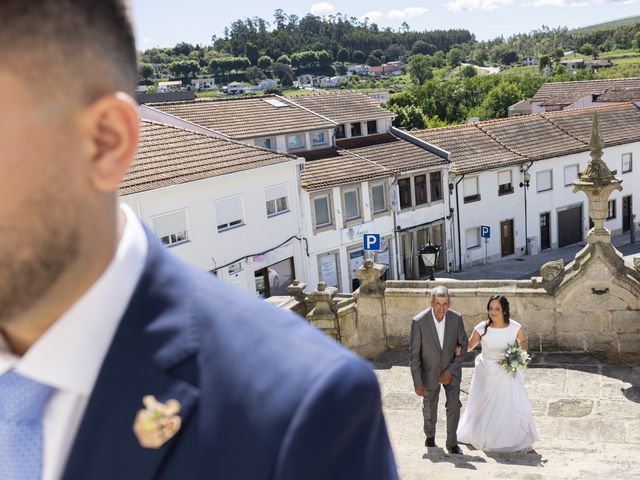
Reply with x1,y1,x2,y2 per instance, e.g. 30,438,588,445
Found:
422,383,461,447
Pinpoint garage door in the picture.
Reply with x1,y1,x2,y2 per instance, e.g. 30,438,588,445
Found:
557,205,582,247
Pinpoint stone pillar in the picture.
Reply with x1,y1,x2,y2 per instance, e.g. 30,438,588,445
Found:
286,279,308,316
306,282,340,341
353,259,389,355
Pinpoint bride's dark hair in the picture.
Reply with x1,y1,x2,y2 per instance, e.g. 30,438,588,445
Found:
482,294,510,337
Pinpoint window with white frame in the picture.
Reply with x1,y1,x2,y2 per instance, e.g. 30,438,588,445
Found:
311,131,326,146
498,170,513,196
228,262,243,275
215,196,244,232
537,169,553,192
414,175,428,205
313,194,332,228
371,183,387,214
398,178,412,209
430,171,443,202
265,184,289,217
255,137,274,149
465,227,480,249
607,199,616,220
287,133,304,150
152,210,189,247
564,164,579,186
343,188,360,220
622,153,632,173
463,176,480,203
351,122,362,137
366,120,378,135
335,124,346,139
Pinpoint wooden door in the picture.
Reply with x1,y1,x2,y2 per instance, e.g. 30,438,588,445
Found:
500,219,514,256
540,213,550,250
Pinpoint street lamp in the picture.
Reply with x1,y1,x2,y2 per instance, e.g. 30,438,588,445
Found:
418,241,441,281
519,169,531,255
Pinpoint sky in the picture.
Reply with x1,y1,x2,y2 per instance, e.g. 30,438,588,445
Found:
131,0,640,49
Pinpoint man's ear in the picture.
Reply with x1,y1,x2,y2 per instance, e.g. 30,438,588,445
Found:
83,93,139,192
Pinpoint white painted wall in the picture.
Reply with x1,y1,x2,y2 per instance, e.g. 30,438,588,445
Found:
300,167,449,290
122,159,306,297
451,142,640,269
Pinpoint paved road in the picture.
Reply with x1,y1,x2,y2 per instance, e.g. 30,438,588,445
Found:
373,350,640,480
438,234,640,281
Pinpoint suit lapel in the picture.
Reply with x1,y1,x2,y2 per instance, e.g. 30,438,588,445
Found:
423,309,442,353
62,231,201,480
442,311,453,353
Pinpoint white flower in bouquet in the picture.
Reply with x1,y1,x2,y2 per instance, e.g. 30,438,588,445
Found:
498,341,531,376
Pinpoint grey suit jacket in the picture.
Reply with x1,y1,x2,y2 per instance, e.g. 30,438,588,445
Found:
409,308,468,390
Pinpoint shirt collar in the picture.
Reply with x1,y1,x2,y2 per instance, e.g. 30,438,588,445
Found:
432,309,446,325
0,204,148,396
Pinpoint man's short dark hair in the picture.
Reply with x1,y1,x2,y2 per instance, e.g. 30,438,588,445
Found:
0,0,137,101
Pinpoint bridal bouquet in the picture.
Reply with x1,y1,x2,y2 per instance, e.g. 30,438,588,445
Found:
498,341,531,376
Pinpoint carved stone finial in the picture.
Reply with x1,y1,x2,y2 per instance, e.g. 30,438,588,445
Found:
540,259,565,293
634,257,640,273
363,258,374,269
573,112,623,244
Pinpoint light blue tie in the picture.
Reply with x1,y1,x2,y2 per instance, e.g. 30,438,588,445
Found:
0,370,53,480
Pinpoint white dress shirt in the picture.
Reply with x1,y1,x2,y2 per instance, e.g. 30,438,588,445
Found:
0,204,148,480
431,310,446,349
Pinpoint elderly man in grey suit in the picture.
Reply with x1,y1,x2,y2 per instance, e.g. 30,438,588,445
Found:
409,286,468,454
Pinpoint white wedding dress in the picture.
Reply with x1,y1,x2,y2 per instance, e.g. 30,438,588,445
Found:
457,319,538,452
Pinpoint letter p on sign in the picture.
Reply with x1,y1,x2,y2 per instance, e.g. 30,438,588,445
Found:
363,234,381,251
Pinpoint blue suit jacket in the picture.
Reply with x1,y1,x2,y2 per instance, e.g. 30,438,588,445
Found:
61,231,398,480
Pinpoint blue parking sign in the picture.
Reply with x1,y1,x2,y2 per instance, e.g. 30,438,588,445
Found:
480,225,491,238
363,234,381,251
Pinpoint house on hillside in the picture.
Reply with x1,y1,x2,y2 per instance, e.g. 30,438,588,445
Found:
587,59,613,69
157,80,183,92
559,59,585,69
530,77,640,113
225,81,245,94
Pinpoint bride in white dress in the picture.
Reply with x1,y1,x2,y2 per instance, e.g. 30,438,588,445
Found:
456,294,538,452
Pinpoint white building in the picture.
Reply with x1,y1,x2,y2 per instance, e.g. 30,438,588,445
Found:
299,130,450,290
121,120,305,298
413,103,640,270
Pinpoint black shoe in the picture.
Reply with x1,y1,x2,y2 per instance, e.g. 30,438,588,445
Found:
446,445,463,455
425,437,436,447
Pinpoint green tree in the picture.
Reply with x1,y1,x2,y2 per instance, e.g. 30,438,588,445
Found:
276,54,291,65
553,48,564,63
257,55,273,69
352,49,366,64
139,63,155,80
370,49,385,61
460,65,477,78
409,54,434,85
580,43,594,56
367,54,382,67
271,62,294,82
538,55,551,71
169,59,201,79
390,105,427,130
479,82,522,119
337,48,350,63
634,32,640,51
385,44,407,61
411,40,436,55
245,41,260,65
447,47,464,67
245,66,266,84
317,50,333,67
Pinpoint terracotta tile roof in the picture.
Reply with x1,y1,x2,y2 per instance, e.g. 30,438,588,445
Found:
531,77,640,105
288,91,394,124
120,121,296,195
411,102,640,175
300,133,447,190
412,124,526,174
542,102,640,147
596,87,640,103
475,114,587,160
146,96,336,140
